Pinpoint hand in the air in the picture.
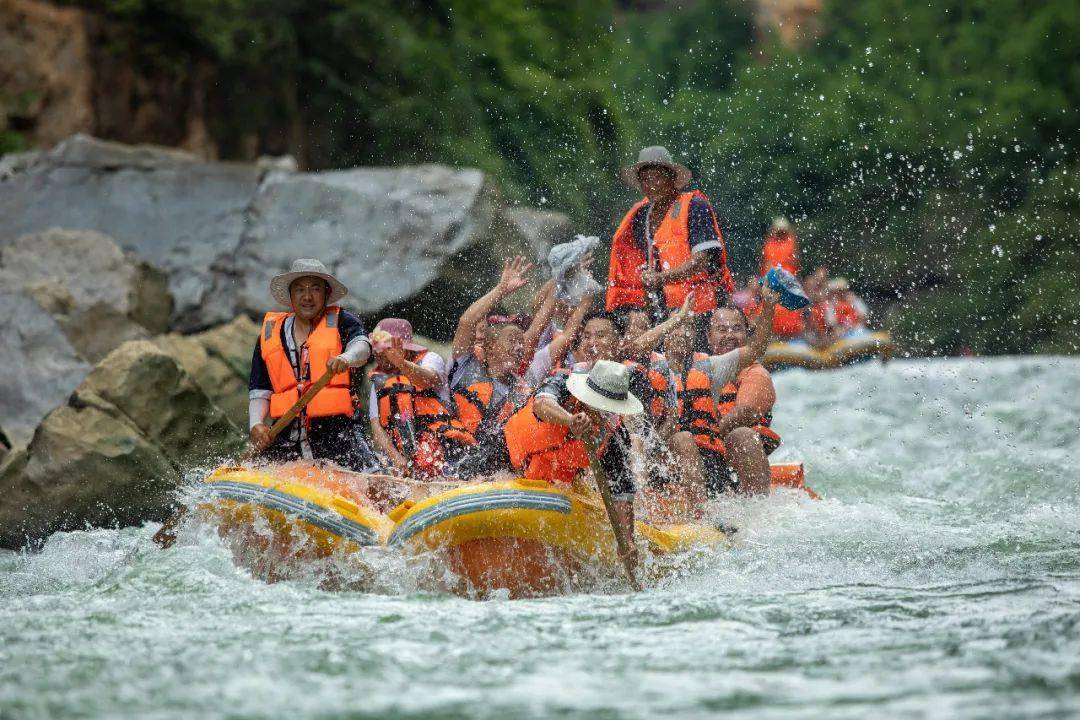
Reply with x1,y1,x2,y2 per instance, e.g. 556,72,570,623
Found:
250,423,272,450
498,256,533,294
674,291,696,321
760,285,781,306
640,268,662,289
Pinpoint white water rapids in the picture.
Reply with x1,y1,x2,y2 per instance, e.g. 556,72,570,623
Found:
2,356,1078,718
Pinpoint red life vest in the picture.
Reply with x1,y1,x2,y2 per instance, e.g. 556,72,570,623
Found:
771,306,806,339
743,298,805,340
760,231,800,275
606,190,734,314
259,307,353,419
714,363,781,454
809,299,865,334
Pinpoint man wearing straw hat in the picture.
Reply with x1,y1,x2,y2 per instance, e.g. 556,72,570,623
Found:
503,360,643,563
607,146,735,349
247,258,376,468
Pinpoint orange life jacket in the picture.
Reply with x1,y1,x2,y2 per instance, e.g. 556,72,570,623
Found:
760,232,800,275
371,350,475,461
451,359,521,436
672,352,727,454
606,190,734,314
809,299,864,334
504,397,590,484
259,307,353,419
503,376,618,484
714,363,781,454
771,306,806,339
622,351,671,421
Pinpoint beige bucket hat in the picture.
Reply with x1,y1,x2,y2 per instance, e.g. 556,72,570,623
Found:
566,360,644,416
270,258,348,309
621,146,692,191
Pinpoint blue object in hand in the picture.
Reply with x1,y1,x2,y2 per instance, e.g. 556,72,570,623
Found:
762,266,811,310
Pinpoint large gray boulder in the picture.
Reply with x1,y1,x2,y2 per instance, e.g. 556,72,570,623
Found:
154,314,258,428
0,134,261,329
231,165,498,319
0,228,173,361
0,290,91,446
0,340,244,549
0,134,543,335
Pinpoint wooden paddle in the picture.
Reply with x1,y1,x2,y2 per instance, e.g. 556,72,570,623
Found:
152,368,337,548
582,434,641,592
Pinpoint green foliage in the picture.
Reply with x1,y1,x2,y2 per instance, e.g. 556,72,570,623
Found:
62,0,1078,354
610,0,1078,354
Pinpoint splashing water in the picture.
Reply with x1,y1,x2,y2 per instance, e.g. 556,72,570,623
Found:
2,357,1078,719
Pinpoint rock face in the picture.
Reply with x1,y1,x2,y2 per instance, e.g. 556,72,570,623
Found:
504,207,574,262
0,228,173,361
0,134,541,335
0,340,243,549
154,315,258,428
0,135,261,329
0,290,91,446
0,0,94,147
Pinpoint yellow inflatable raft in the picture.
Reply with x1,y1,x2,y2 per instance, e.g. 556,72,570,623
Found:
192,461,815,596
764,330,894,371
194,462,394,581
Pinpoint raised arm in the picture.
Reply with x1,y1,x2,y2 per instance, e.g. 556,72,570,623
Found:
522,279,557,356
547,293,595,369
623,292,695,359
735,286,779,374
451,256,533,358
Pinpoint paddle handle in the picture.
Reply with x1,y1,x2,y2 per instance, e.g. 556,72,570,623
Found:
242,368,337,461
583,434,641,592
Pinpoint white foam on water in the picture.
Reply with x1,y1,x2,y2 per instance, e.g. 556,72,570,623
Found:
2,357,1079,719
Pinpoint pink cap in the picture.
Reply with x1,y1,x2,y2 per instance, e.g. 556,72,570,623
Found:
373,318,426,352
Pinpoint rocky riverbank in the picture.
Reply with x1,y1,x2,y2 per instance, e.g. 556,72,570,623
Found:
0,134,569,548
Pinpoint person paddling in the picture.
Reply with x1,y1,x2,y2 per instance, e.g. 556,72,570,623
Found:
607,146,735,349
247,259,374,469
503,360,643,570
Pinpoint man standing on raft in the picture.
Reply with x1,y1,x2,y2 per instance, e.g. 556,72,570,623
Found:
607,146,735,349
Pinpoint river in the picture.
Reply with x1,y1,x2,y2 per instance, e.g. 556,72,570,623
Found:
2,357,1078,719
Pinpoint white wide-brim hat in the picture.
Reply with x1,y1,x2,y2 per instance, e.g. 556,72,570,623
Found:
621,145,692,191
270,258,348,309
566,359,644,416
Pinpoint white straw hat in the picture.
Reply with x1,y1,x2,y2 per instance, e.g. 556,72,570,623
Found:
621,146,692,191
269,258,348,309
566,360,644,416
